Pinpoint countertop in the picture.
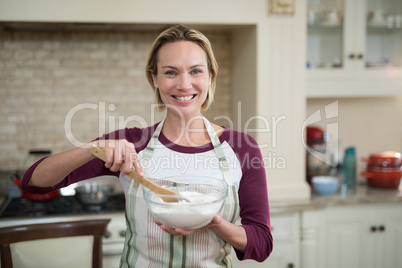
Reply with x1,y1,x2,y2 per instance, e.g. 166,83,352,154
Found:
1,179,401,218
270,182,402,215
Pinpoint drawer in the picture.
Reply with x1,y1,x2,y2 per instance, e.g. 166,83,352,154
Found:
271,213,299,242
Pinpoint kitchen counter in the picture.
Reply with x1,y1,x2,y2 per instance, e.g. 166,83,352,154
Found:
270,182,402,215
1,181,401,218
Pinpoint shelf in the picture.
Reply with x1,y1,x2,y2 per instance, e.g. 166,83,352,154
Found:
366,25,402,32
308,23,343,30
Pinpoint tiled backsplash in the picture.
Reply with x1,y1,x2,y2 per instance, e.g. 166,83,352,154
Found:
0,29,232,171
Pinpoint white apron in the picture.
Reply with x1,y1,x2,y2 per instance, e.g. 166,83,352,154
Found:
120,117,240,268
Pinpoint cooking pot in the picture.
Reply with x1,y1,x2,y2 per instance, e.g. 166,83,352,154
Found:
361,151,402,189
361,169,402,189
12,149,58,201
13,176,60,201
75,183,114,205
361,151,401,168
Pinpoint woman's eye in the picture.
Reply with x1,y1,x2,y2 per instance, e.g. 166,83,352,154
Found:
191,69,202,75
165,71,176,76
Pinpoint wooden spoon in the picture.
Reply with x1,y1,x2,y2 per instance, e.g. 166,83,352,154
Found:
89,144,180,203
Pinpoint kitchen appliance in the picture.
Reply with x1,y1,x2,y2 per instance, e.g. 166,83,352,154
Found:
361,151,402,189
306,126,329,184
75,183,114,206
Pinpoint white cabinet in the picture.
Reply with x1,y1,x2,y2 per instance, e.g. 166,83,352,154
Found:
306,0,402,97
103,254,122,268
232,213,300,268
301,203,402,268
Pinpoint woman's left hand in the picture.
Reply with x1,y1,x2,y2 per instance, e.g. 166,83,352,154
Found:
153,215,222,236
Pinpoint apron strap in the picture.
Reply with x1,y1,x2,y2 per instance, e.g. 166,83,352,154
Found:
201,116,232,185
142,116,232,185
141,119,164,167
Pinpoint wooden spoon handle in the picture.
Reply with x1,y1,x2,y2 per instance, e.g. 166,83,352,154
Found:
89,144,179,202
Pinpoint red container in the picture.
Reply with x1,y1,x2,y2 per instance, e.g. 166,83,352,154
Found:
361,151,401,169
361,151,402,189
361,169,402,189
13,176,60,201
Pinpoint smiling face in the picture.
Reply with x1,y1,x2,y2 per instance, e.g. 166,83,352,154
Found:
152,41,212,118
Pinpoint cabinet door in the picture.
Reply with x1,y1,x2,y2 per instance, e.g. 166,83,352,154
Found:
326,213,370,268
362,0,402,78
231,213,299,268
264,242,297,268
103,255,121,268
307,0,356,78
307,0,402,97
231,242,297,268
382,207,402,268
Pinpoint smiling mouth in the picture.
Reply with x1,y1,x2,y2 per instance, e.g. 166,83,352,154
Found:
173,95,196,101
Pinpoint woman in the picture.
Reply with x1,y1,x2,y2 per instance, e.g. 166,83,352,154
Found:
22,24,272,267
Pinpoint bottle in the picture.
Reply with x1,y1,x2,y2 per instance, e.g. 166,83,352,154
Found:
341,147,356,194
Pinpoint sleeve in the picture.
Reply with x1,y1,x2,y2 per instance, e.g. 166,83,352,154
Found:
231,132,273,262
21,127,149,194
21,156,117,194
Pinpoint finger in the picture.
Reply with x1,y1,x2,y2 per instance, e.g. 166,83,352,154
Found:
122,149,135,176
103,147,114,169
206,215,222,228
172,228,196,236
153,219,181,235
120,147,133,176
212,215,222,224
130,151,144,177
110,145,124,172
161,225,180,235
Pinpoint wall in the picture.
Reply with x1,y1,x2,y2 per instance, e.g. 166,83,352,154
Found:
0,0,311,201
0,29,232,170
306,96,402,181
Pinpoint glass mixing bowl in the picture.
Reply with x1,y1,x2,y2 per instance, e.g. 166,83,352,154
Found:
143,177,228,229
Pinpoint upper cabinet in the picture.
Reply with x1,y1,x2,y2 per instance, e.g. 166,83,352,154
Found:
306,0,402,97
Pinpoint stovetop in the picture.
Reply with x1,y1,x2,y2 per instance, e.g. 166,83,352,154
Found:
0,194,126,219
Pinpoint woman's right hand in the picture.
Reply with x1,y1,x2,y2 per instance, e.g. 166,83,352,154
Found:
94,139,144,177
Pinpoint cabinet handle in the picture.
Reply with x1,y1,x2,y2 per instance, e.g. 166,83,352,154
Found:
370,226,377,232
287,263,294,268
379,225,385,232
104,230,111,238
357,53,363,59
120,230,126,237
349,53,355,59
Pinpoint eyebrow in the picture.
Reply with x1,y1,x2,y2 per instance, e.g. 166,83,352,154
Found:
161,64,206,70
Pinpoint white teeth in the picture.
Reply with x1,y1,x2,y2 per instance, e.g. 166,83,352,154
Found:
175,95,193,101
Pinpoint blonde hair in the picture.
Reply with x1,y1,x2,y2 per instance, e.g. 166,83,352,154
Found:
146,24,218,112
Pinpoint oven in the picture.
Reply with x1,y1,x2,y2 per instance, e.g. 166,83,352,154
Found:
0,193,127,267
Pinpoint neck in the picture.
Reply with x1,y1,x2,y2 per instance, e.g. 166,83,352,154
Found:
162,112,209,146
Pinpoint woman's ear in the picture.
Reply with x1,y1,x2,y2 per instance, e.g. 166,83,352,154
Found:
208,71,212,86
152,73,159,89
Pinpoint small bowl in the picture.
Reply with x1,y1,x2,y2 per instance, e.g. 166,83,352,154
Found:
143,177,228,229
312,176,339,196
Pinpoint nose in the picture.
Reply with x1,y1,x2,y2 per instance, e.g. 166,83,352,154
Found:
176,73,192,90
